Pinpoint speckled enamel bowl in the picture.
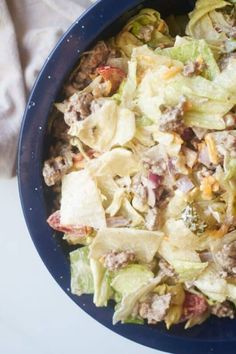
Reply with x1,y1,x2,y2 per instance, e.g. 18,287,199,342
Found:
18,1,236,353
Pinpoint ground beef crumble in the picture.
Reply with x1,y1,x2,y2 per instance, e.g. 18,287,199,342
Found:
215,240,236,276
102,250,136,271
211,301,235,319
70,41,110,90
159,97,187,134
183,59,206,77
43,150,73,186
138,293,171,324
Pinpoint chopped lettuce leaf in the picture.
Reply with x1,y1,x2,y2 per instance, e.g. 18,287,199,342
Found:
96,175,120,209
136,116,154,127
121,60,137,109
159,239,202,263
152,131,183,157
159,239,207,281
68,100,135,152
164,219,199,249
184,111,226,130
135,126,155,147
111,264,154,297
171,260,208,281
224,158,236,180
114,8,173,57
134,51,234,130
106,188,125,217
115,31,143,57
133,45,183,76
165,190,187,219
186,0,230,45
90,227,163,264
119,198,144,227
157,39,219,80
215,166,236,220
60,170,106,229
87,148,140,177
113,275,162,324
214,58,236,96
90,259,112,307
70,247,94,295
194,264,228,302
124,317,144,324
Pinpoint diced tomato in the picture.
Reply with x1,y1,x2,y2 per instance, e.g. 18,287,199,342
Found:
47,210,92,236
96,65,126,92
183,292,208,319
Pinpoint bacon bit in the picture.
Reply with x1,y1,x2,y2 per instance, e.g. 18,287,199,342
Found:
162,66,182,80
205,134,218,164
200,176,219,200
96,65,126,93
183,292,208,319
208,224,229,238
47,210,93,237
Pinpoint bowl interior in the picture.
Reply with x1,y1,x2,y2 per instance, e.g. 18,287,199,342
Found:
18,1,236,353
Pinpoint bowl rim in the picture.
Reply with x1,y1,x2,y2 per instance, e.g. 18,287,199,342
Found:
17,1,236,353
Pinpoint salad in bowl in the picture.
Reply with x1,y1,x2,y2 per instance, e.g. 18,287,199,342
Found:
43,0,236,329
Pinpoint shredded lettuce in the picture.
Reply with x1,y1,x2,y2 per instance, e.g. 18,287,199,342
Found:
133,46,234,130
111,264,154,297
119,198,144,227
114,8,173,57
157,38,219,80
164,219,199,249
193,264,228,302
159,240,207,281
186,0,230,46
113,275,162,324
90,259,112,307
214,58,236,96
87,148,140,178
172,260,208,282
60,170,106,229
90,227,163,264
68,100,135,152
70,247,94,295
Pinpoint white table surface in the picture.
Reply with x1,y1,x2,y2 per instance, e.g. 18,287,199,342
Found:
0,177,168,354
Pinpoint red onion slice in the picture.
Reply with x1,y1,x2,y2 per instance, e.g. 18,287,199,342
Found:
176,176,195,193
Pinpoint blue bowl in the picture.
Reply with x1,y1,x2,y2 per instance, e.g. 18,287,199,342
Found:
18,1,236,353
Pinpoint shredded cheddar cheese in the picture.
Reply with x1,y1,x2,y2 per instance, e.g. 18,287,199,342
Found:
200,176,219,200
208,224,229,238
162,66,182,80
157,20,165,32
205,134,218,164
